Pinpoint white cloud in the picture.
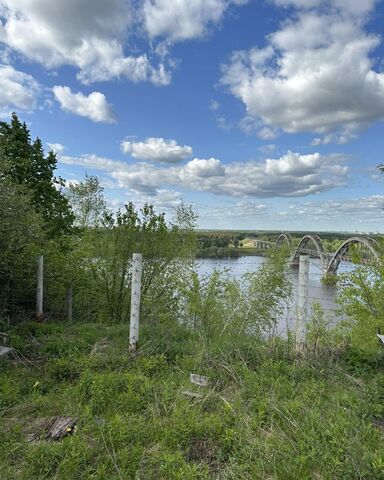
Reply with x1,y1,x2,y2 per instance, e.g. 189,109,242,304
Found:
47,142,65,153
60,153,130,172
138,188,183,210
200,194,384,230
280,195,384,228
0,0,249,86
258,144,277,154
180,157,225,178
60,150,348,198
0,64,39,115
53,86,116,123
143,0,247,42
257,127,278,140
222,1,384,143
271,0,376,16
120,137,192,163
205,201,267,218
0,0,170,85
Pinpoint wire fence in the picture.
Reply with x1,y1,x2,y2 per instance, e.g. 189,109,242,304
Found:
0,253,353,348
0,257,72,325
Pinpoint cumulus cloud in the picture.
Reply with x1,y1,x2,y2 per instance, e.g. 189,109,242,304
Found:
222,0,384,143
0,0,170,85
121,137,193,163
181,157,225,178
143,0,248,42
138,188,183,210
0,0,249,85
0,64,39,115
53,86,116,123
60,150,348,198
47,143,65,153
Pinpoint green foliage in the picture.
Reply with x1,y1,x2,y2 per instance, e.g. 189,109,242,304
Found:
0,112,74,236
137,448,209,479
178,252,292,361
78,370,153,416
305,302,348,358
71,201,197,324
67,174,107,228
196,233,240,258
0,179,44,269
0,179,45,319
241,251,292,335
0,113,76,320
338,258,384,351
1,321,384,479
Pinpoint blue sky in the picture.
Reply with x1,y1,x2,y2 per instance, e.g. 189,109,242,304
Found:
1,0,384,232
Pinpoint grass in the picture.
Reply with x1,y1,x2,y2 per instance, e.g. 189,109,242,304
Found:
1,321,384,479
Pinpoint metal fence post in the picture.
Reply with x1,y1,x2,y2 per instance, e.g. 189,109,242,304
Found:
129,253,142,352
295,254,309,355
36,255,44,321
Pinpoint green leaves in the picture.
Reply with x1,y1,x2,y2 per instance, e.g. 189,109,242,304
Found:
67,175,107,229
0,112,74,237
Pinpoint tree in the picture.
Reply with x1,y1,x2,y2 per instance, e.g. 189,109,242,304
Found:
67,175,107,228
74,201,197,324
0,178,44,269
0,113,74,236
0,178,45,314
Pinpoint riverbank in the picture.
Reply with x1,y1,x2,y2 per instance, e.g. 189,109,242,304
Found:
1,321,384,479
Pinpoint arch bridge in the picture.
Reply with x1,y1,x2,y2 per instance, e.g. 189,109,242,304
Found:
254,233,380,275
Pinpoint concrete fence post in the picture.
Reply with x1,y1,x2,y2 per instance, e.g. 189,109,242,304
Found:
295,254,309,355
129,253,142,352
36,255,44,321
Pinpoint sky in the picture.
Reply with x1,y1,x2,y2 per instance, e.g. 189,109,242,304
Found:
0,0,384,233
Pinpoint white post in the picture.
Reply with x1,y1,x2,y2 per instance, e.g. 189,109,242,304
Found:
66,286,73,322
295,254,309,355
36,255,44,321
129,253,142,352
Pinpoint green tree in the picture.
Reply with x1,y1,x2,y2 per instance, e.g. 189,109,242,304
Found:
0,113,74,236
75,202,197,324
67,174,107,228
0,178,45,315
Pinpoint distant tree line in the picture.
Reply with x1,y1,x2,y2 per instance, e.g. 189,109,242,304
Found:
197,234,240,258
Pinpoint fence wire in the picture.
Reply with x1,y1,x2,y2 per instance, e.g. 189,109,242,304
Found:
0,253,357,339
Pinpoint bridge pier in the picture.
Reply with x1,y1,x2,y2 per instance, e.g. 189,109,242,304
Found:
289,256,300,268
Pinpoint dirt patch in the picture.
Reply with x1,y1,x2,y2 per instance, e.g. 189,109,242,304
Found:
186,436,220,471
372,418,384,432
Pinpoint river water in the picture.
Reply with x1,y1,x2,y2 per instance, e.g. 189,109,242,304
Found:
197,256,355,334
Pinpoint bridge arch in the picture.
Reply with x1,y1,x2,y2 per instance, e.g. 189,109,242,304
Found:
275,233,292,248
325,237,379,274
291,235,327,266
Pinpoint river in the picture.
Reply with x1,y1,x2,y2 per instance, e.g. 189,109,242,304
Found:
197,256,355,334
